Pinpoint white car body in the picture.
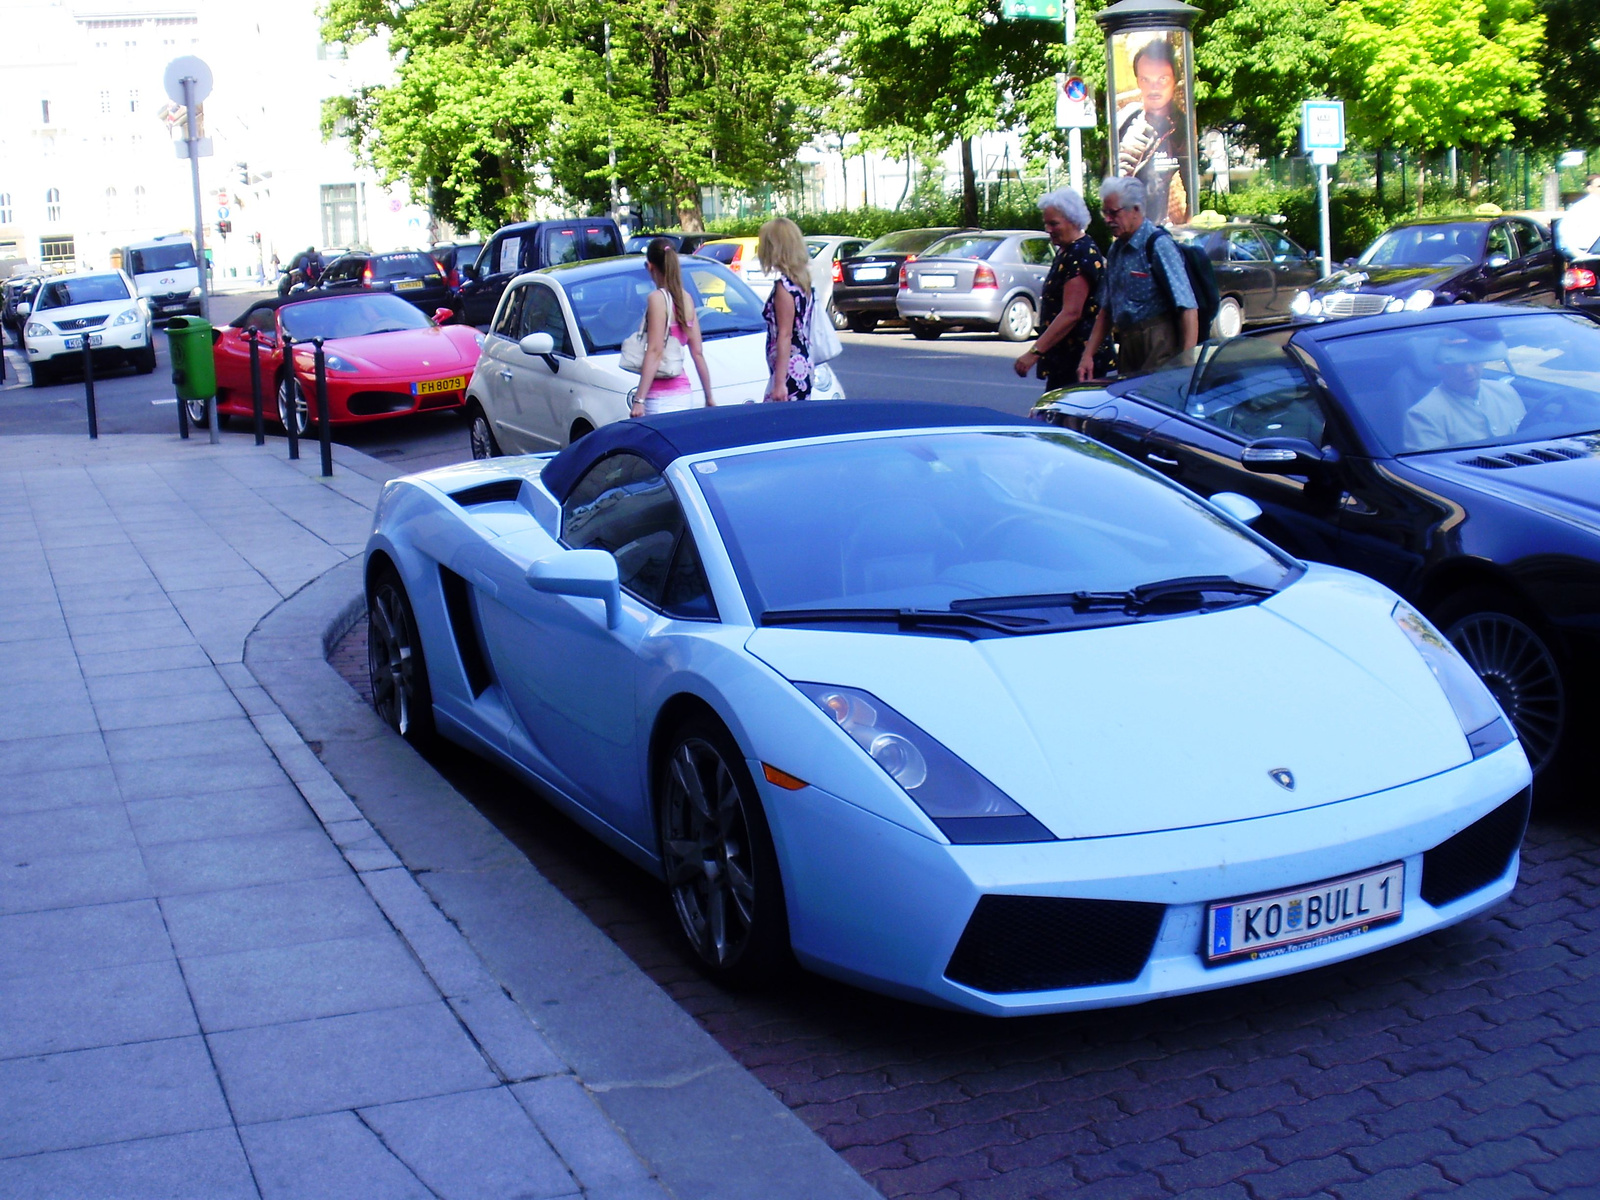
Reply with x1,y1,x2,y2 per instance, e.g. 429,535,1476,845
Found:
806,235,871,326
119,235,202,320
468,255,845,453
22,269,155,382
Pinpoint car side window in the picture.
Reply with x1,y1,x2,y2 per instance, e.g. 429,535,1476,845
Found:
562,453,716,617
495,237,521,275
519,285,573,356
1264,231,1302,262
546,228,581,266
1185,337,1327,445
493,285,527,339
1227,229,1270,262
1019,237,1054,266
245,309,277,339
581,225,620,259
1487,224,1515,261
1515,220,1548,256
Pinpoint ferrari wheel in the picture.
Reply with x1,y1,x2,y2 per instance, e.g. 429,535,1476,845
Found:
657,717,789,984
367,565,435,746
184,397,209,428
467,402,501,459
276,374,310,438
1437,595,1565,778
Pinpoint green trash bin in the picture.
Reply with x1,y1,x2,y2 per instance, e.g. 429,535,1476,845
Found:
166,316,216,402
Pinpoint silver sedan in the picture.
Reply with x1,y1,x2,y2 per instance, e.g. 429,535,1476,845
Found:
894,230,1055,341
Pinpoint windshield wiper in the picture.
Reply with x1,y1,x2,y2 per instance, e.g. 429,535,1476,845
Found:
759,606,1050,636
952,575,1275,617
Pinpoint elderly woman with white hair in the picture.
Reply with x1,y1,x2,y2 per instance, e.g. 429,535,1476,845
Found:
1013,187,1113,389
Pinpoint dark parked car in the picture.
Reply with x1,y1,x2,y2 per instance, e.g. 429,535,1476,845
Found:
625,231,713,255
432,242,485,289
3,276,42,341
1034,305,1600,801
832,227,967,333
1563,255,1600,316
458,218,624,326
1170,220,1321,336
1293,215,1560,320
314,251,456,317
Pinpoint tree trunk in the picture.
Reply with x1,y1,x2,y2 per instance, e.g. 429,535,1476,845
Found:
1374,147,1384,203
677,195,705,232
1416,148,1426,216
960,137,978,227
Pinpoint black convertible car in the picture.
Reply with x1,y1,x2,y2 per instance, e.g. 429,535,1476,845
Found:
1034,305,1600,801
1292,215,1560,320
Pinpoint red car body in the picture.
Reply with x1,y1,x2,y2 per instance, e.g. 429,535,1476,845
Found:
212,293,483,430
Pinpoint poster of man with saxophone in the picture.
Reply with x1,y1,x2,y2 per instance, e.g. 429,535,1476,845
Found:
1110,31,1197,226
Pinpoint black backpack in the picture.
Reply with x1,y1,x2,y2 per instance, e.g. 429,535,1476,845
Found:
1144,227,1221,338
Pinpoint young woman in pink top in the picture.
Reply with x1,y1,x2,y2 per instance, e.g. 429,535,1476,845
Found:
630,238,715,417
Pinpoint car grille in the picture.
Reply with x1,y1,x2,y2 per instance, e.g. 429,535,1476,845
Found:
55,316,107,332
346,391,415,416
944,895,1166,994
1320,292,1390,318
1421,789,1530,908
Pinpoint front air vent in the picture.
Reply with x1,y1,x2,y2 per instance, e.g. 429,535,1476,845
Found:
449,479,524,508
438,566,494,697
1460,445,1588,470
1420,789,1530,907
945,895,1165,994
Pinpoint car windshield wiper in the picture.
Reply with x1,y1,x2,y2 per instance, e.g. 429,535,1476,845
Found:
952,575,1276,617
759,606,1051,636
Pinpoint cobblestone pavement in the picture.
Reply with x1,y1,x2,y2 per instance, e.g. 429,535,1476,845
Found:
334,620,1600,1199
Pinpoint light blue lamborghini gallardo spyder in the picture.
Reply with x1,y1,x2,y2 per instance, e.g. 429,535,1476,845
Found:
363,403,1531,1016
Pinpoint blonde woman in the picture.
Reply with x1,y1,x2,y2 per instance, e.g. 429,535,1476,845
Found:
757,217,815,401
631,238,714,417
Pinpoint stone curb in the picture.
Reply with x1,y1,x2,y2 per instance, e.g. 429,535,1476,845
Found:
244,533,877,1200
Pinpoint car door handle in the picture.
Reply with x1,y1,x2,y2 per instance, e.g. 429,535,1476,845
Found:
499,370,514,381
1146,453,1179,467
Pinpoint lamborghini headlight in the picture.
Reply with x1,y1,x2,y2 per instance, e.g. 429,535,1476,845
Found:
795,682,1054,843
1392,602,1515,758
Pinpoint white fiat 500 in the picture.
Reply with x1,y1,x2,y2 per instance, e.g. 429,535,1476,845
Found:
464,254,846,457
22,270,157,387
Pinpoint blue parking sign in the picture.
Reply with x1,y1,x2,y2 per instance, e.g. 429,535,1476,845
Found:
1301,101,1345,154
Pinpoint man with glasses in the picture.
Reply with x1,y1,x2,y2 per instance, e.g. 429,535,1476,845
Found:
1078,176,1198,381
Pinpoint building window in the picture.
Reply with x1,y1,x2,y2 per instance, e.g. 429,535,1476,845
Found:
105,187,117,215
45,189,61,222
133,186,145,218
40,100,51,124
40,237,75,265
320,184,359,247
99,90,111,114
0,193,11,224
128,89,140,114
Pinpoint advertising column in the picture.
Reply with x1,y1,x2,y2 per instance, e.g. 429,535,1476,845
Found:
1094,0,1202,226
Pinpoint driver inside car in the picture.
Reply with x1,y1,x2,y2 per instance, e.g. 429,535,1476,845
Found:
1403,329,1525,451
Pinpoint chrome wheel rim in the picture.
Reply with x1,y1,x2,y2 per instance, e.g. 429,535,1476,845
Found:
661,738,756,967
830,304,849,330
185,398,208,426
469,413,495,459
1446,611,1564,772
1006,301,1032,337
277,378,308,436
368,583,417,736
1216,300,1243,338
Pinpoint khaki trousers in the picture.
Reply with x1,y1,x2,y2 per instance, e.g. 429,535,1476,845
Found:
1115,315,1182,377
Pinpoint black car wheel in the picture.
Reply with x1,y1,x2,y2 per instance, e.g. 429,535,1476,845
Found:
30,360,54,388
367,564,435,746
467,402,501,459
1435,590,1566,780
847,313,878,334
996,296,1036,342
276,374,310,438
909,320,943,341
829,302,850,331
136,341,158,374
656,715,789,984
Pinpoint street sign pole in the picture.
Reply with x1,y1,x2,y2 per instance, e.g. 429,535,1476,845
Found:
1065,0,1081,194
1301,100,1346,279
181,79,210,328
166,55,217,443
1317,161,1333,278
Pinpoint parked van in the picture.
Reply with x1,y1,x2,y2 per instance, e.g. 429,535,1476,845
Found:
117,235,202,320
456,217,624,326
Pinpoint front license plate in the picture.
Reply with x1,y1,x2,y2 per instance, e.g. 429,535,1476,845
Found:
853,266,888,281
64,335,104,350
920,274,957,289
1204,862,1404,966
412,376,466,395
396,280,425,291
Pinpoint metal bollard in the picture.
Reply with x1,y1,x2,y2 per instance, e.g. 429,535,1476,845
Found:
312,338,333,477
246,328,265,446
282,335,299,460
81,338,97,440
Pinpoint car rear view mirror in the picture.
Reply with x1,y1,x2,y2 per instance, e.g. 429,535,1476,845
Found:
15,302,28,317
1210,492,1263,525
526,550,622,628
520,332,555,356
1241,437,1337,477
1486,254,1511,271
433,308,454,325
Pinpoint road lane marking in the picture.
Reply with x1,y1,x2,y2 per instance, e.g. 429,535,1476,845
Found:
151,398,177,405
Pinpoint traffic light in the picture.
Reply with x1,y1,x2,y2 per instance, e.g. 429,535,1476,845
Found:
236,162,249,186
217,219,232,236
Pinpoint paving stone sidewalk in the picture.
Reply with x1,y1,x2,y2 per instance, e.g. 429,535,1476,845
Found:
0,433,866,1200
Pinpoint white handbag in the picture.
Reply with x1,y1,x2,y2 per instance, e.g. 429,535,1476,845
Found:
619,289,686,378
809,287,843,363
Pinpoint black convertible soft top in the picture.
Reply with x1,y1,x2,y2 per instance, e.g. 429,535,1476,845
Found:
539,402,1034,502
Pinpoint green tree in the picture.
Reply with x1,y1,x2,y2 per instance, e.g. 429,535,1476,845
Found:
1193,0,1341,154
1520,0,1600,150
1336,0,1545,211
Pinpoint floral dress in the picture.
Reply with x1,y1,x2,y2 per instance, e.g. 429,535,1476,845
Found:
762,276,813,401
1038,234,1115,385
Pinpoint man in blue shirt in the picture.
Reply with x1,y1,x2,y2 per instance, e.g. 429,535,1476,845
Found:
1078,176,1198,380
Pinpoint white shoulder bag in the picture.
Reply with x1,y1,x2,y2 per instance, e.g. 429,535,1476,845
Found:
809,287,843,363
619,289,686,378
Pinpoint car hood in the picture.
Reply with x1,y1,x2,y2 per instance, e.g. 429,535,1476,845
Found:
298,326,481,374
33,300,135,323
1398,435,1600,528
1311,266,1456,296
745,567,1471,840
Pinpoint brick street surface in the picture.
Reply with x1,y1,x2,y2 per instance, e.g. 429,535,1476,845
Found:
334,618,1600,1200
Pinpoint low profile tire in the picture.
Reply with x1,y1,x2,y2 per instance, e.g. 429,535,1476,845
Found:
847,313,877,334
467,402,501,459
1433,588,1568,792
1214,296,1245,339
367,564,436,747
657,716,790,985
909,320,943,341
997,296,1036,342
829,302,850,331
276,374,310,438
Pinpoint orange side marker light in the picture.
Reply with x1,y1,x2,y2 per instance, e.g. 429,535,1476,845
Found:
762,763,808,791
